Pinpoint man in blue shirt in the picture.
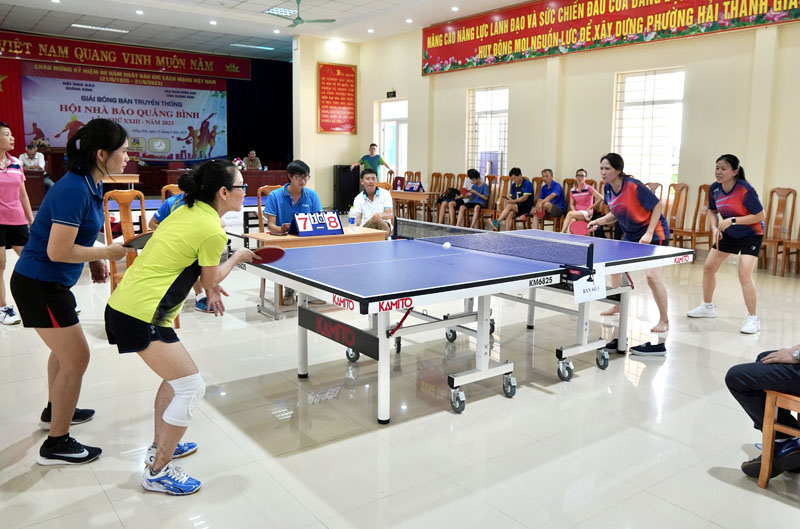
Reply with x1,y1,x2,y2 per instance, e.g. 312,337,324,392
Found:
263,160,323,234
532,168,566,230
491,167,533,231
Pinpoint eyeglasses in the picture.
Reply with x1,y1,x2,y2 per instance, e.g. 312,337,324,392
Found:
291,174,311,181
230,184,248,191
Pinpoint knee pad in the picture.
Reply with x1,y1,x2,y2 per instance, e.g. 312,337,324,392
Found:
163,373,205,427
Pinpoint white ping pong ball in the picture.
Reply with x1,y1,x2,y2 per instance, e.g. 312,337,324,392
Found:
442,242,451,250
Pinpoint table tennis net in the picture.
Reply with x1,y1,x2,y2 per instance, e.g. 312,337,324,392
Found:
394,218,593,269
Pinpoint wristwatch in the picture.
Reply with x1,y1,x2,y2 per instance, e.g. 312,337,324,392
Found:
793,349,800,362
731,217,737,224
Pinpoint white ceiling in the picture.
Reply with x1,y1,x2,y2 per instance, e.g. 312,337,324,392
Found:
0,0,515,62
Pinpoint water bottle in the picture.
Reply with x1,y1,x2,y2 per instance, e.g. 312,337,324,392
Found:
348,207,356,232
396,179,402,191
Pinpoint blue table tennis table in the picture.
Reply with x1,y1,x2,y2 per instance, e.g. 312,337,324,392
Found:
239,220,694,423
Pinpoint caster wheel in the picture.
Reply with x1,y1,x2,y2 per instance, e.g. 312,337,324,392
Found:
395,337,401,354
450,388,466,414
345,348,360,362
445,329,457,342
596,350,609,370
489,319,496,334
502,374,517,398
557,362,574,381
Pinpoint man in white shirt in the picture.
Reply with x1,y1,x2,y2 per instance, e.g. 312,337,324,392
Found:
19,144,45,171
353,168,393,237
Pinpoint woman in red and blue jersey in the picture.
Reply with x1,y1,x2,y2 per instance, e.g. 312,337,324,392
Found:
686,154,765,334
588,153,670,334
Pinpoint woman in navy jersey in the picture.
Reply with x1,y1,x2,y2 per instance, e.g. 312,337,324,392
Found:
588,153,671,336
686,154,765,334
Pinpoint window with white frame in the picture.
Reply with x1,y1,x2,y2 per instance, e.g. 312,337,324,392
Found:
613,69,685,194
467,87,509,177
379,99,408,183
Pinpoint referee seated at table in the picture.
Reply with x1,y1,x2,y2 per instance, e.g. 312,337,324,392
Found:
262,159,322,235
352,168,393,237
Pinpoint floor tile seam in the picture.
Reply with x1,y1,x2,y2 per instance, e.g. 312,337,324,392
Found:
637,489,730,528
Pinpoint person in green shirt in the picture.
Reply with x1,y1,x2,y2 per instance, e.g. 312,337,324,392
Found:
350,143,394,180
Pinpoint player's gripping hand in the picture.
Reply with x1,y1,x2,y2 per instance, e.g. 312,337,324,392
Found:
231,248,256,264
89,260,109,283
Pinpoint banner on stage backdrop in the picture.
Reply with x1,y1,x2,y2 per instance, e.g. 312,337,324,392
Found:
21,62,227,161
422,0,800,75
318,62,357,134
0,30,250,80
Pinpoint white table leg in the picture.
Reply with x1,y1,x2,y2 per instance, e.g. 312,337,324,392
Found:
377,311,390,424
297,293,309,378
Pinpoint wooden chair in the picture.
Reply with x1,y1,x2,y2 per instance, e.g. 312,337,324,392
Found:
443,173,456,191
664,183,689,233
160,184,181,202
391,175,406,191
672,184,712,250
781,234,800,276
404,171,418,182
377,182,391,190
103,190,148,294
413,171,422,182
256,185,283,233
645,182,664,202
759,187,796,275
561,178,576,210
428,173,445,222
757,391,800,488
476,175,499,228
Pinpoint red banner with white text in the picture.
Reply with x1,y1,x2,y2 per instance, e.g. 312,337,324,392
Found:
422,0,800,74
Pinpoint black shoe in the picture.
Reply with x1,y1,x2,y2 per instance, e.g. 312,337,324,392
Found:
630,342,667,356
38,436,102,466
741,439,800,478
39,406,96,430
605,339,626,354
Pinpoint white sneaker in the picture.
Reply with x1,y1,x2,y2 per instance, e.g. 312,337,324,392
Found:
0,305,21,325
687,303,717,318
741,314,761,334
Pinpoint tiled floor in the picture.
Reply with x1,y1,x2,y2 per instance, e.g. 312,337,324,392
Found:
1,250,799,528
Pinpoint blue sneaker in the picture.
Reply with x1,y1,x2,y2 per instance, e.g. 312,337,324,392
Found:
490,219,500,231
142,462,201,495
741,438,800,478
194,297,208,312
145,442,198,466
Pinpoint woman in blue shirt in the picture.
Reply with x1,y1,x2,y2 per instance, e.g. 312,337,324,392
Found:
11,118,132,465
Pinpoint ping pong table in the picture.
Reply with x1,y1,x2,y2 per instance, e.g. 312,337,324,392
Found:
239,219,693,423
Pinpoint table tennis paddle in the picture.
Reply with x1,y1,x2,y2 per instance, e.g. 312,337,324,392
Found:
569,221,589,235
123,231,153,250
460,187,469,196
253,246,285,264
536,209,546,219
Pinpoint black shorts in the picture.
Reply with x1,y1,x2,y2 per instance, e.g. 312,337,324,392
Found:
0,224,29,249
453,199,481,209
10,271,79,328
517,203,533,217
105,305,179,354
714,233,763,256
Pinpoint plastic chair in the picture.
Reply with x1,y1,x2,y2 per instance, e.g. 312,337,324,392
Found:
672,184,712,250
759,187,796,275
256,185,283,233
665,183,689,233
103,190,148,294
757,391,800,488
160,184,181,202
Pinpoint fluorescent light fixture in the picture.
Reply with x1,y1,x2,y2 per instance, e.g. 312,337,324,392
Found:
70,24,129,33
406,18,413,23
135,10,144,15
367,28,374,33
209,20,217,25
273,29,280,34
51,0,60,3
230,43,275,51
265,7,297,17
451,6,459,11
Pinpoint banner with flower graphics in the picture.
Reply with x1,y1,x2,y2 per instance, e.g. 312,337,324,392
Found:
422,0,800,75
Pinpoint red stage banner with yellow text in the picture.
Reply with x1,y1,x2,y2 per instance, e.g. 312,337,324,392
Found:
0,30,250,80
422,0,800,74
318,63,357,134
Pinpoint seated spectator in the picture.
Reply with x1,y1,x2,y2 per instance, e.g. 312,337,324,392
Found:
243,150,262,171
263,160,322,234
562,168,604,233
726,345,800,478
490,167,532,231
19,143,53,191
532,168,566,230
455,169,488,228
353,168,393,237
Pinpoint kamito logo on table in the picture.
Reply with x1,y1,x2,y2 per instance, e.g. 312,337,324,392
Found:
315,317,355,347
332,294,355,311
378,298,413,312
673,255,692,264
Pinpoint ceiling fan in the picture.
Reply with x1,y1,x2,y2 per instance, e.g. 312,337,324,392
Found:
268,0,336,28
